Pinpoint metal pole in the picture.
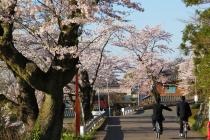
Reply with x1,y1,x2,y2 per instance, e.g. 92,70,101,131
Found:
195,76,197,94
106,79,110,117
98,88,100,112
75,73,80,136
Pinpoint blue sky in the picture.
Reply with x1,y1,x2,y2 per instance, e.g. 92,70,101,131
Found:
110,0,210,60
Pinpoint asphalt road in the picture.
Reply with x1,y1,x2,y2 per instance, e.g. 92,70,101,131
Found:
94,107,205,140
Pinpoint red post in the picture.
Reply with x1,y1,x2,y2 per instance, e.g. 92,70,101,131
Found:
75,73,80,136
208,98,210,140
208,122,210,140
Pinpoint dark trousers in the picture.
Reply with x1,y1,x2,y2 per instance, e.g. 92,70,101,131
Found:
152,119,163,132
179,117,188,133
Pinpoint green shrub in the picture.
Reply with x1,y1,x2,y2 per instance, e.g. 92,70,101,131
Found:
191,103,200,109
61,132,94,140
189,108,207,137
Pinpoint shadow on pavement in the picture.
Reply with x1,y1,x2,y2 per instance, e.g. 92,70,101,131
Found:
103,117,124,140
171,136,205,140
134,109,144,114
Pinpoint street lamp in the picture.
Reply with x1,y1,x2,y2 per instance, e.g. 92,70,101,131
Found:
106,78,111,117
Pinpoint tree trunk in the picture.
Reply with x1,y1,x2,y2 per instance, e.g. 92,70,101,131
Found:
17,77,39,132
79,70,93,122
151,84,160,102
28,90,64,140
0,2,78,140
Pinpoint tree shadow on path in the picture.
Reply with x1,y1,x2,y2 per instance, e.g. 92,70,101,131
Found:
104,117,124,140
171,136,205,140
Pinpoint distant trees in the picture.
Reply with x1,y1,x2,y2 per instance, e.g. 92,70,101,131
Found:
183,0,210,6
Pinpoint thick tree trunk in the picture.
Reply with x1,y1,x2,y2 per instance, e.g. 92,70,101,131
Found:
0,2,79,140
28,90,65,140
17,77,39,131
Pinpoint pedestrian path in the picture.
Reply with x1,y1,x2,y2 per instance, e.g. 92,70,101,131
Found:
94,107,205,140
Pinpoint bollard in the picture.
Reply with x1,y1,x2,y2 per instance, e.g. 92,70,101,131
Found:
121,108,125,116
208,97,210,139
80,126,84,137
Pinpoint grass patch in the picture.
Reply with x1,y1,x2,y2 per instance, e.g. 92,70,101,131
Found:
188,108,198,127
198,119,207,136
61,132,95,140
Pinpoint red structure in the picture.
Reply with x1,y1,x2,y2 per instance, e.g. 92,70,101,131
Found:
93,99,108,109
207,122,210,140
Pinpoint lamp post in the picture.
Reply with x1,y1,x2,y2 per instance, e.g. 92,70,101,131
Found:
97,88,101,112
106,78,111,117
137,85,140,106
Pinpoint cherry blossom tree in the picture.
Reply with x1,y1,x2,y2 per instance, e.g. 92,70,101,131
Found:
114,25,172,101
177,57,195,94
76,23,133,121
0,0,143,139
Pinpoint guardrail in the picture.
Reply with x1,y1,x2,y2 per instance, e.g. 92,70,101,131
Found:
79,112,106,136
64,108,106,136
84,112,105,133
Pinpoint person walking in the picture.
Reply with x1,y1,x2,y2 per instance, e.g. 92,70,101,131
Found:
176,96,192,137
152,97,172,134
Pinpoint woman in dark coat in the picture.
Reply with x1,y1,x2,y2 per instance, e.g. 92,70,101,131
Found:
152,97,172,134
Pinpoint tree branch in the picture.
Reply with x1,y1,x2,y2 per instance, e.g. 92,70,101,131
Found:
0,94,19,106
91,33,112,86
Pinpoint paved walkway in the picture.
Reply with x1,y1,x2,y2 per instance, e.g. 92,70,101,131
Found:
94,107,205,140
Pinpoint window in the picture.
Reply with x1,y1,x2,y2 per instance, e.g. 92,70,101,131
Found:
166,86,176,93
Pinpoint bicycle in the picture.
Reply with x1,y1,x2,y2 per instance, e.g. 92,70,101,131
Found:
155,121,161,139
183,121,188,139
